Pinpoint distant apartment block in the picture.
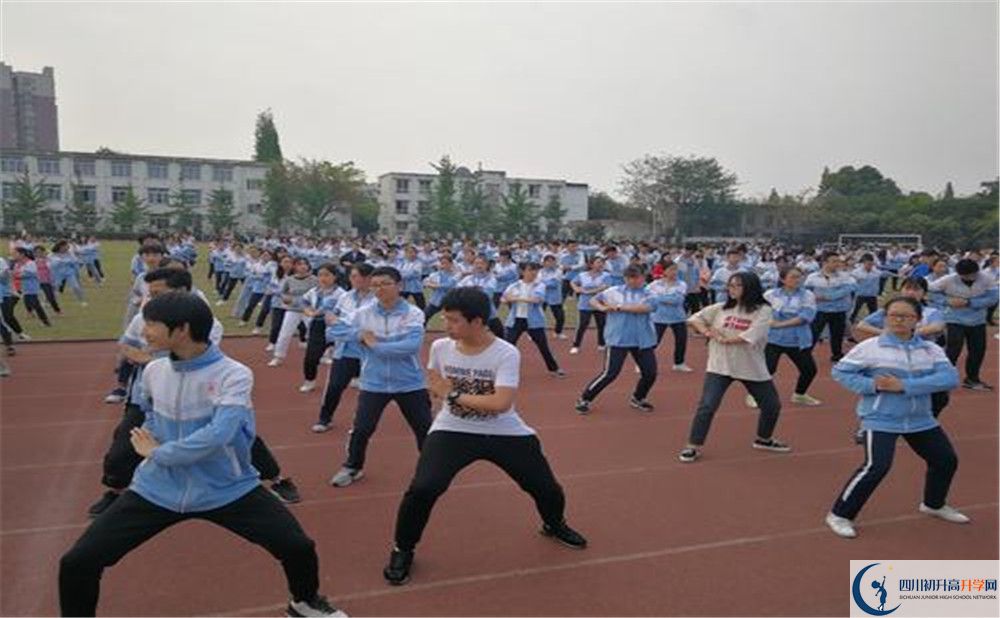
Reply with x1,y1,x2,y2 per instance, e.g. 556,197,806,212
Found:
376,167,588,236
0,150,269,234
0,63,59,151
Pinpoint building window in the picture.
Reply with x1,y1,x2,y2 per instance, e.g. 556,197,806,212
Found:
148,161,169,179
395,200,409,214
419,179,432,194
111,186,131,204
1,157,26,173
212,166,233,182
150,214,170,229
246,178,263,191
37,158,61,175
182,189,202,205
1,183,17,200
247,203,262,215
73,160,96,176
528,184,541,198
180,163,202,181
548,184,561,198
43,184,62,201
417,200,429,214
147,188,170,204
212,189,233,204
396,178,410,193
74,185,97,205
110,160,132,178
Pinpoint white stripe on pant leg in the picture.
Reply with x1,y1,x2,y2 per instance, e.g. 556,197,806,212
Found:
583,345,613,395
840,430,874,502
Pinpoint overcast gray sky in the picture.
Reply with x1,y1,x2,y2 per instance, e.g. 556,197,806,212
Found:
2,1,997,198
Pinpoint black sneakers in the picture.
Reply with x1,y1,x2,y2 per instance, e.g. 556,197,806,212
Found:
574,399,591,415
383,547,414,586
752,437,791,453
286,595,346,617
87,490,120,518
541,521,588,549
270,478,302,504
962,380,993,392
628,397,654,413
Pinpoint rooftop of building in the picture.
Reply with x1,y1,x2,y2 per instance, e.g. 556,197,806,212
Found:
0,148,268,167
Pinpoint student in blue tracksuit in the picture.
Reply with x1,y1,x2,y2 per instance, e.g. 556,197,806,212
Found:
314,263,375,432
602,245,628,287
646,260,691,371
59,291,346,618
458,256,504,337
502,262,564,377
13,248,51,327
491,250,519,307
299,263,346,393
804,251,856,362
539,254,568,339
927,258,999,391
219,243,249,302
824,296,966,539
327,267,432,487
559,240,587,300
399,245,426,310
849,254,881,323
574,265,658,415
759,266,821,407
422,254,457,325
570,256,610,353
709,249,747,305
51,240,87,304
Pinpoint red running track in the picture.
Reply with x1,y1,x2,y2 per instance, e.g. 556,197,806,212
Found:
1,333,997,616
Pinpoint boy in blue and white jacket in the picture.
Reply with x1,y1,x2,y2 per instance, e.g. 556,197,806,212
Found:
824,297,965,540
849,254,881,323
575,265,658,414
59,291,345,618
804,251,856,361
327,266,432,488
540,254,568,339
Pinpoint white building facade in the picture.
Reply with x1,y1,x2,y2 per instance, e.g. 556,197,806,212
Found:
376,168,588,237
0,149,269,235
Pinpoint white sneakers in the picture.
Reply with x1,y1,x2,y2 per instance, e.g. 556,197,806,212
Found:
348,378,360,389
825,513,857,538
791,393,822,406
919,503,970,524
252,327,263,336
556,333,569,340
267,358,282,367
672,364,693,372
569,347,580,355
826,504,970,539
745,394,758,408
299,380,316,393
265,343,276,352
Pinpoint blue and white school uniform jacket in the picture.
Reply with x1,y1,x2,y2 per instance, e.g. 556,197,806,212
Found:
425,270,457,307
804,270,856,314
674,256,702,293
851,266,881,298
646,278,688,325
303,285,345,325
327,298,426,393
603,255,628,286
709,265,745,303
492,262,519,293
17,261,40,294
400,259,425,295
539,267,563,305
559,251,586,282
926,272,999,326
574,271,609,312
132,345,260,513
325,289,376,360
862,306,944,342
502,280,547,329
0,258,11,298
924,272,949,310
458,273,499,318
832,333,958,434
763,287,816,349
593,285,656,349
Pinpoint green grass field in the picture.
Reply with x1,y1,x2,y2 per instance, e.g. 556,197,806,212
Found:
4,240,588,341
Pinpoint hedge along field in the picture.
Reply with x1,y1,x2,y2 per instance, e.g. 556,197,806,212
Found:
2,239,591,342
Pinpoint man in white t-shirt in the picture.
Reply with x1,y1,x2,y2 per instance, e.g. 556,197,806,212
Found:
382,287,587,586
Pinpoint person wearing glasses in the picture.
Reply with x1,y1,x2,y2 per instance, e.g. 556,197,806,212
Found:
824,297,965,539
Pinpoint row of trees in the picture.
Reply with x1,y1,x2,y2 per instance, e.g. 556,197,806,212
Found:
415,156,567,238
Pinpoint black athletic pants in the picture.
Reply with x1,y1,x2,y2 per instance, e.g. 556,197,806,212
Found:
572,310,606,348
222,276,244,301
688,372,781,446
59,487,319,616
684,292,704,315
580,346,657,402
23,293,50,326
1,296,22,334
318,357,361,425
302,319,330,381
764,344,817,395
41,282,62,313
654,322,687,365
402,291,426,310
505,318,559,371
547,303,565,335
344,390,432,470
393,431,566,551
831,427,957,520
241,292,264,323
944,323,987,383
849,296,878,323
811,310,847,360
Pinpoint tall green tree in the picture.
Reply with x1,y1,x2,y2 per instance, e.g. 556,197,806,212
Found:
65,182,100,233
419,155,463,236
818,164,901,197
351,198,380,236
541,193,567,237
110,186,148,233
254,109,283,163
289,159,365,232
207,187,237,234
942,181,955,200
262,162,293,232
499,184,539,236
457,178,494,236
2,172,50,233
168,190,197,232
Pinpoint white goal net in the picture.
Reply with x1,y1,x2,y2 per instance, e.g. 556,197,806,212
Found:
838,233,923,252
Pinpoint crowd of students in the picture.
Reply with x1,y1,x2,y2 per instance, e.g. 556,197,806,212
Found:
1,231,997,615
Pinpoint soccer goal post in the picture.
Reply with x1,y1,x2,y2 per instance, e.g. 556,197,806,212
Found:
838,233,923,252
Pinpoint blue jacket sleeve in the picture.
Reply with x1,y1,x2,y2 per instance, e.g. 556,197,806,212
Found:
371,324,424,357
902,362,959,396
969,288,999,309
149,405,251,467
832,359,877,395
